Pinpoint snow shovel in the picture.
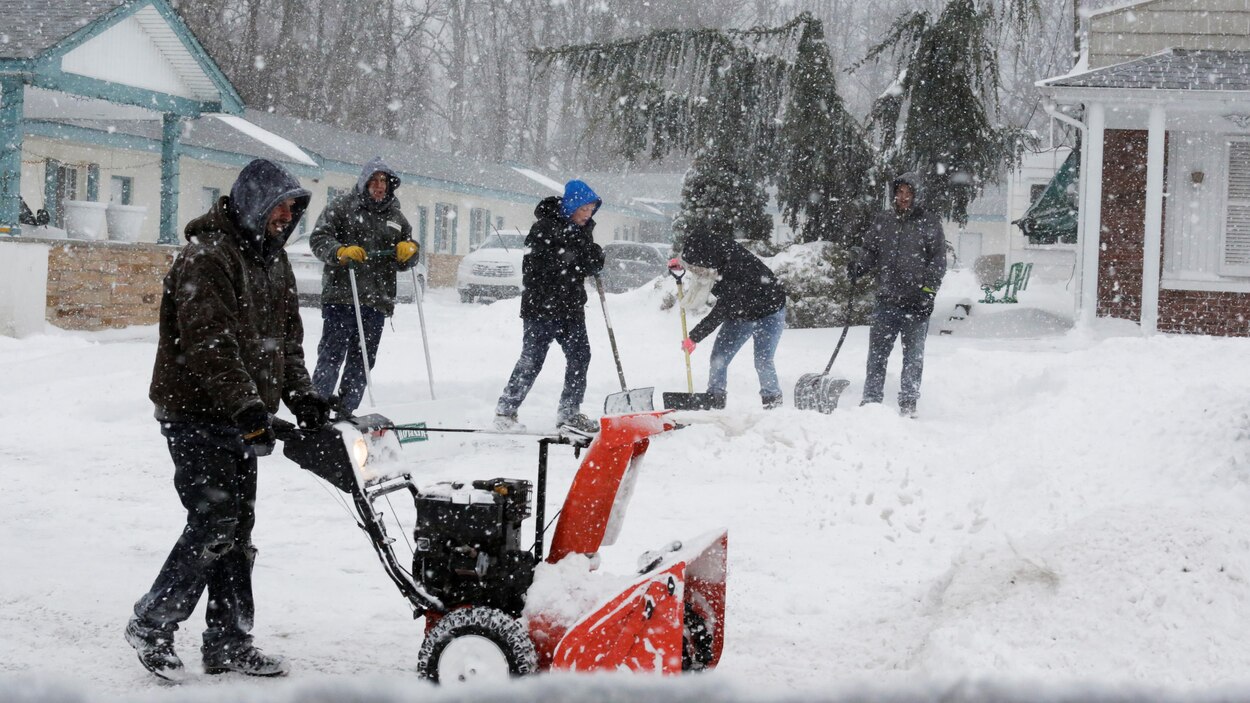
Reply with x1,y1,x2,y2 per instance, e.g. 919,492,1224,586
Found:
661,263,721,411
594,275,655,414
793,289,855,413
347,264,376,408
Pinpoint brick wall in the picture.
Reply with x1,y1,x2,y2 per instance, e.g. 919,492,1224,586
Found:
1097,129,1150,322
1096,129,1250,337
1159,289,1250,337
44,240,175,330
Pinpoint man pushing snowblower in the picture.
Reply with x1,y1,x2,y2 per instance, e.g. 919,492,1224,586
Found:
126,158,330,682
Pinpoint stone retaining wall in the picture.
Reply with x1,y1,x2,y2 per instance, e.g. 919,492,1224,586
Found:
1,238,177,331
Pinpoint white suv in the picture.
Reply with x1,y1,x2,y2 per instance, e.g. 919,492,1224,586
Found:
456,229,528,303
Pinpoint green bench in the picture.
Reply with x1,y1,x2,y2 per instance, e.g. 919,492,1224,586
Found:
980,262,1032,304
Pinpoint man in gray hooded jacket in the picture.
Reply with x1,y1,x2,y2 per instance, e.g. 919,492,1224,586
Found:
310,157,417,414
849,172,946,416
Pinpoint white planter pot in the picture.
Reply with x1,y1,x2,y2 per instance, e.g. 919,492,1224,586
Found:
63,200,109,241
106,203,148,242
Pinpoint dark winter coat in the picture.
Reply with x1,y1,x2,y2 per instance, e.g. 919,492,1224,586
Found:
150,159,315,425
851,172,946,311
681,231,787,343
520,194,605,320
310,157,415,316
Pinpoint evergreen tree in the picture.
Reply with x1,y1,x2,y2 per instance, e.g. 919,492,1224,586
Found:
858,0,1038,224
530,13,866,246
674,146,773,244
775,17,875,245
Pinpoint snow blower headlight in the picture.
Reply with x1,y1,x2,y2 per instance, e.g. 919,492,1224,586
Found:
352,436,370,471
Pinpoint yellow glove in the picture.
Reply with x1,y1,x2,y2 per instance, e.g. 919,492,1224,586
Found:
336,245,367,265
396,241,418,264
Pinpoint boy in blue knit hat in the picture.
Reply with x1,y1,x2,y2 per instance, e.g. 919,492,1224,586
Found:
495,180,605,432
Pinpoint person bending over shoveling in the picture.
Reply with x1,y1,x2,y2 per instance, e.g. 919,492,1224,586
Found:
676,230,787,410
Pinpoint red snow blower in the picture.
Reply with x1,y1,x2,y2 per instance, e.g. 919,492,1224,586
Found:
280,412,726,682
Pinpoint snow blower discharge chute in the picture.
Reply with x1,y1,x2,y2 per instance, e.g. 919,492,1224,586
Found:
280,412,727,683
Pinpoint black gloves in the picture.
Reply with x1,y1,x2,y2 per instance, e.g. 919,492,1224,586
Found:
235,406,275,456
292,393,332,430
903,286,937,318
917,291,935,317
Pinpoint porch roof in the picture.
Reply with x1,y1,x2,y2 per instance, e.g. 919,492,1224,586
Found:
1041,49,1250,92
0,0,127,59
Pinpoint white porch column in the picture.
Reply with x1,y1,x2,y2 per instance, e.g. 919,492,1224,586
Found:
1140,104,1166,334
1080,103,1106,324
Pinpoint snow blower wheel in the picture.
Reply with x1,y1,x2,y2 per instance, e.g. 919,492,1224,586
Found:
682,603,716,672
417,607,538,683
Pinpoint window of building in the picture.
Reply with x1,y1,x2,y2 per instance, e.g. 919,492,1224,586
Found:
1029,183,1047,205
201,186,220,213
469,207,491,250
111,176,134,206
415,205,429,255
44,160,78,228
1222,140,1250,277
434,202,458,253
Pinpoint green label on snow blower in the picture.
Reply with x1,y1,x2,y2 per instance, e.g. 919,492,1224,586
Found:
393,423,428,444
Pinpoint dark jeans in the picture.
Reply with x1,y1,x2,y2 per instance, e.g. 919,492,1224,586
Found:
313,303,385,414
707,306,786,399
132,423,259,652
862,302,930,407
496,316,591,418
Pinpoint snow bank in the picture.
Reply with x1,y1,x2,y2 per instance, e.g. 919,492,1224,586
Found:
4,282,1250,700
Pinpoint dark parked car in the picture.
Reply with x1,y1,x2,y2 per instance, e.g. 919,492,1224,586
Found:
600,241,668,293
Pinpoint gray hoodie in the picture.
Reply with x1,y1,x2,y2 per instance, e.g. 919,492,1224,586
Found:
852,172,946,310
310,157,414,315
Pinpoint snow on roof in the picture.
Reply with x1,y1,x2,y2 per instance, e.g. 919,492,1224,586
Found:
1041,49,1250,92
207,113,318,167
511,167,565,194
0,0,125,59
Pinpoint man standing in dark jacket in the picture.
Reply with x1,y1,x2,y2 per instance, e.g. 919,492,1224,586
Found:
310,157,417,414
849,172,946,417
494,179,605,433
677,231,788,409
127,159,330,681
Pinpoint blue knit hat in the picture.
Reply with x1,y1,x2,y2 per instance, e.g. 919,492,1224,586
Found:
560,180,602,221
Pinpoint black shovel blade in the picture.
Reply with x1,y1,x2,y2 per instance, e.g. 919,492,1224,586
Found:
793,373,851,414
663,392,723,411
604,387,656,415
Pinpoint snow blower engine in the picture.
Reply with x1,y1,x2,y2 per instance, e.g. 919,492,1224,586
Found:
280,411,727,684
412,478,535,616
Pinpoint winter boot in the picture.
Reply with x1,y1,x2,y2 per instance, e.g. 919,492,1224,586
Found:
557,412,600,434
494,413,526,432
707,391,727,410
202,641,289,677
125,617,187,683
899,401,917,418
761,393,783,410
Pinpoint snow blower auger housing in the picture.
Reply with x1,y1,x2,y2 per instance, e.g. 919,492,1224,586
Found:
280,411,728,684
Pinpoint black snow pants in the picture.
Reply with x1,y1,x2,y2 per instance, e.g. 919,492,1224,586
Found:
131,422,259,654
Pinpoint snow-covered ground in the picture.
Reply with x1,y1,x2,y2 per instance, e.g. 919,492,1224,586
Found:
3,270,1250,702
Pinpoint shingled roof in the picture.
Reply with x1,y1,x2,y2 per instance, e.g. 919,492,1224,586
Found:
0,0,125,59
1043,49,1250,92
